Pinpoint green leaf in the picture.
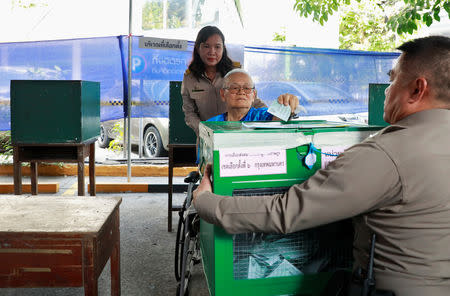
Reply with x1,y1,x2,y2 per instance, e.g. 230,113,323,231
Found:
407,23,414,34
432,0,442,9
434,7,441,20
445,1,450,12
306,3,311,14
426,14,433,26
434,6,441,15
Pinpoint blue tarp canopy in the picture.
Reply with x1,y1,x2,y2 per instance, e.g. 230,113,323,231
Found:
0,36,399,131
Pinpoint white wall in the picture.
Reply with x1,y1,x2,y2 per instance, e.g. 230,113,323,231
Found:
0,0,129,43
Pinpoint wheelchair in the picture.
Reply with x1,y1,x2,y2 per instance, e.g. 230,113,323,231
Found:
174,171,201,296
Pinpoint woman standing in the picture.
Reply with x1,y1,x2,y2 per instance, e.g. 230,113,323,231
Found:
181,26,266,136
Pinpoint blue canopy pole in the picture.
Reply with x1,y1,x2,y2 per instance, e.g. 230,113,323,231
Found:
127,0,133,182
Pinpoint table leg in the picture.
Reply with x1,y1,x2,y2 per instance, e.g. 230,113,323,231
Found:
168,146,174,232
110,210,121,296
83,240,98,296
89,142,96,196
30,161,38,195
13,146,22,195
78,146,85,196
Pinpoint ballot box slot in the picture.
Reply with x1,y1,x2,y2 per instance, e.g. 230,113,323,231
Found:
232,187,291,197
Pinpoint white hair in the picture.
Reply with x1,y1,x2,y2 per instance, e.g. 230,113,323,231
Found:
222,68,254,88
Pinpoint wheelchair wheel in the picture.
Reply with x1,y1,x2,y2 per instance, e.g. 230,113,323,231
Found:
176,282,190,296
178,239,193,296
174,199,187,281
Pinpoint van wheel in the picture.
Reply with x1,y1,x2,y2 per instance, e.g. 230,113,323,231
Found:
144,126,164,158
98,125,112,148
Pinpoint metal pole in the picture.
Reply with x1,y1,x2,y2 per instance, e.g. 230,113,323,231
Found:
139,117,143,158
138,79,144,158
127,0,133,182
163,0,168,29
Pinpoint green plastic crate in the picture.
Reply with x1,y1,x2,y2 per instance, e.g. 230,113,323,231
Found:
198,121,382,296
10,80,100,144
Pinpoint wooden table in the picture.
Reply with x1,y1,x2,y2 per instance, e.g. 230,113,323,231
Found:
167,144,197,232
13,139,96,196
0,195,122,296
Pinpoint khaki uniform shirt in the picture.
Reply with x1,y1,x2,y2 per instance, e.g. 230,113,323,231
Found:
181,68,266,136
194,109,450,296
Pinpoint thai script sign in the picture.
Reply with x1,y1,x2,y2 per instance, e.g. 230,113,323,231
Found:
219,147,287,177
138,37,187,51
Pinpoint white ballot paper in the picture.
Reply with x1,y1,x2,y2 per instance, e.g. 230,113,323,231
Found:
267,101,292,121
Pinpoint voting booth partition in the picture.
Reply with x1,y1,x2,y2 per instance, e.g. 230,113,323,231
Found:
198,121,383,296
167,81,197,231
368,83,390,127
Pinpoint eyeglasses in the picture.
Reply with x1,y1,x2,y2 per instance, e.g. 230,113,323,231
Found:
224,85,255,94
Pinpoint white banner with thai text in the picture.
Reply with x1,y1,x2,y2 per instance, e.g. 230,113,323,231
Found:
139,37,187,51
219,148,287,177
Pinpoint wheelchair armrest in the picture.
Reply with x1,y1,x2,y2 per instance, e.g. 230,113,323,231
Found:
184,171,200,184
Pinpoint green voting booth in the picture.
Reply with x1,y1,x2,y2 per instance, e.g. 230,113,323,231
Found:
368,83,390,127
10,80,100,196
10,80,100,144
198,120,383,296
168,81,197,231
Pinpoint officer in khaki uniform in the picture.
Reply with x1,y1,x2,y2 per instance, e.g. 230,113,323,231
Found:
193,36,450,296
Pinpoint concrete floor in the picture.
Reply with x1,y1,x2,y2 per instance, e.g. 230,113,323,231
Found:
0,175,210,296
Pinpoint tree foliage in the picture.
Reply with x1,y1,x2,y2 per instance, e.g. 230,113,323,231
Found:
294,0,450,35
142,1,164,30
142,0,186,30
11,0,47,9
273,27,287,42
339,1,415,51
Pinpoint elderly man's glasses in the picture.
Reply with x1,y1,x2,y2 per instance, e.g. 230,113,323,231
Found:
224,85,255,94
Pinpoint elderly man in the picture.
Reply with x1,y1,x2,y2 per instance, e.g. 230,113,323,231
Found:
207,68,299,122
193,36,450,296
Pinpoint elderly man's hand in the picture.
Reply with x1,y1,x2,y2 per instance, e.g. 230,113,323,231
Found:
193,164,213,203
277,93,299,114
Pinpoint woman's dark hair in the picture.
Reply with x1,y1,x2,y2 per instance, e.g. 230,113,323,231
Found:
188,26,234,80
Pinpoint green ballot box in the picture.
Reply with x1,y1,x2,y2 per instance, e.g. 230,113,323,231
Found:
198,120,383,296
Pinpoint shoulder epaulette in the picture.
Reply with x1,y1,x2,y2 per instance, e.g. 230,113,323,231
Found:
232,61,241,68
